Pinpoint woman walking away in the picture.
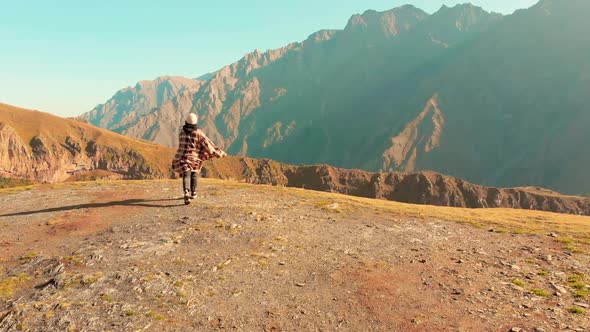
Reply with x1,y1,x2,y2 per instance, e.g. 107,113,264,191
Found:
172,113,226,205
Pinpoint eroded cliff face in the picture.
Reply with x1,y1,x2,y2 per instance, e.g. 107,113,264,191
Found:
382,95,445,172
0,104,175,183
0,121,168,182
0,122,33,179
202,156,590,216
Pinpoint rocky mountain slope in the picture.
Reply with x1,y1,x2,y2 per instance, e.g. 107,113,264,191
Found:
4,102,589,215
3,102,590,215
0,103,175,183
82,76,202,133
1,180,589,331
81,0,590,195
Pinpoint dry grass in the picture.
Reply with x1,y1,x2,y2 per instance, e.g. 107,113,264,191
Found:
568,273,589,298
530,289,550,297
234,179,590,243
3,176,590,244
0,273,30,300
514,186,584,199
0,184,35,194
0,178,169,194
512,279,526,287
65,170,122,182
0,177,34,189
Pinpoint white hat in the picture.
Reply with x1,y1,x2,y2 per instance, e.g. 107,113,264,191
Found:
186,113,198,125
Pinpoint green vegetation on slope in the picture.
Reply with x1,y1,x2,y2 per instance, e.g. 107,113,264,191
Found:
0,177,33,189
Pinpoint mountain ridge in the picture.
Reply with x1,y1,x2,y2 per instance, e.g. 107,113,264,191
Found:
77,0,589,194
201,156,590,216
4,102,590,215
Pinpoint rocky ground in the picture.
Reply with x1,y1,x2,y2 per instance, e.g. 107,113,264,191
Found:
0,179,589,331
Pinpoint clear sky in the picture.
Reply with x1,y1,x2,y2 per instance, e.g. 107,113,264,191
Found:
0,0,538,117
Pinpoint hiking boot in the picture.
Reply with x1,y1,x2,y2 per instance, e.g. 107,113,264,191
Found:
184,191,191,205
190,192,197,199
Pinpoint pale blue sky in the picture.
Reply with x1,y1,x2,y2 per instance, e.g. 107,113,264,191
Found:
0,0,538,117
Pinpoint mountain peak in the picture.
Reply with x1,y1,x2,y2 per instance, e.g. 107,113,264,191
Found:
435,2,492,15
304,29,338,44
430,2,501,32
344,4,428,38
135,76,198,89
527,0,574,15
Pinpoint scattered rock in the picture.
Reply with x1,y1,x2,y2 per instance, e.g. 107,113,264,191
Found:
2,179,590,331
327,203,339,209
549,283,568,294
49,263,65,276
543,255,552,262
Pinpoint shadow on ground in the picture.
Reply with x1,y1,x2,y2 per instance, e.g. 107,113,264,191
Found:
0,198,185,217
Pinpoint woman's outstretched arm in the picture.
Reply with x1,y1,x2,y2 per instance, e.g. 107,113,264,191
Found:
198,131,227,160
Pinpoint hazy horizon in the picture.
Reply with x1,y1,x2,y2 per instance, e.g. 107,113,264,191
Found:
0,0,537,117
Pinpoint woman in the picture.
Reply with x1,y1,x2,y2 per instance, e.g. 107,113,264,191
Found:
172,113,226,205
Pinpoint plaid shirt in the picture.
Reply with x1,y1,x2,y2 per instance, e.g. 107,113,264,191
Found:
172,128,226,173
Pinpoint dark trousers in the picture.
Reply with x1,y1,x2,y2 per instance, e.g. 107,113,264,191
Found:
183,171,198,194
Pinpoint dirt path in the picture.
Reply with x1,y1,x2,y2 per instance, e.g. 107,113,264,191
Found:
1,180,589,331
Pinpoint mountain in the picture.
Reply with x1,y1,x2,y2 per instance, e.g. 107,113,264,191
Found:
79,4,501,153
80,0,590,195
0,103,175,182
3,102,590,215
83,76,202,134
395,0,590,195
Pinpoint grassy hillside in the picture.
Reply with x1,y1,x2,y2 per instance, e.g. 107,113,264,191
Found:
0,103,175,177
0,177,33,189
